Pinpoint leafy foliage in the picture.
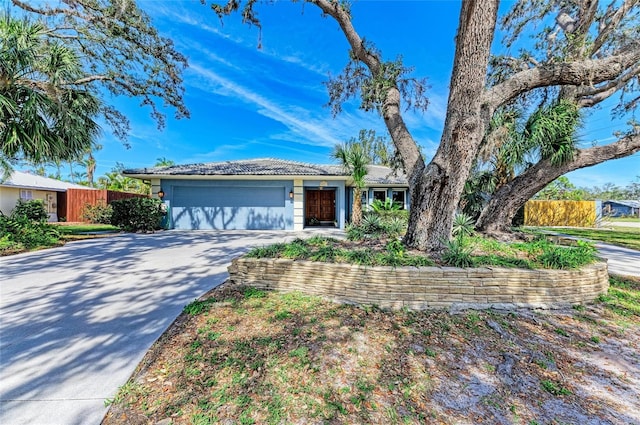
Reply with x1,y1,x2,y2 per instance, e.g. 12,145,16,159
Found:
0,205,61,254
110,197,163,232
441,237,474,268
11,199,48,222
0,14,100,170
81,201,113,224
371,198,402,212
537,240,597,270
346,210,407,241
11,0,189,136
452,213,475,238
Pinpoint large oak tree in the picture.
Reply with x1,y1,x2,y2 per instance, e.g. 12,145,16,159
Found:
210,0,639,253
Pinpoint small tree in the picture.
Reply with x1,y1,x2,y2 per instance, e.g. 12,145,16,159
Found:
333,143,368,225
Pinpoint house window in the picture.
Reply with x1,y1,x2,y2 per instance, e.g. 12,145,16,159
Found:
392,190,406,209
20,190,33,200
373,189,387,202
360,190,369,207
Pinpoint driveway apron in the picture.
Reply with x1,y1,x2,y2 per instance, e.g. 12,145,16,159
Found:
0,231,285,425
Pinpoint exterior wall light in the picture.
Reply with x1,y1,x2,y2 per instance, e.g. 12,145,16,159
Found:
158,189,165,199
289,190,294,199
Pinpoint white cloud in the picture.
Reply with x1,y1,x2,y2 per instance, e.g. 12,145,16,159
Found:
189,63,343,147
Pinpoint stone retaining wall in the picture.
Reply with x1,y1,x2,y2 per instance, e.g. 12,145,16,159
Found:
228,258,610,311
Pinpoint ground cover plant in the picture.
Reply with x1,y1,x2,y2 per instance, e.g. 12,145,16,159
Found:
245,231,597,270
539,227,640,251
103,275,640,425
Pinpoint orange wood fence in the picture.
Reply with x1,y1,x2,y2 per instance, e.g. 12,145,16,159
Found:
58,189,147,222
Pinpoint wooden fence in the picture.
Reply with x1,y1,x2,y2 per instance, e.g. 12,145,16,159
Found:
58,189,147,222
524,200,596,227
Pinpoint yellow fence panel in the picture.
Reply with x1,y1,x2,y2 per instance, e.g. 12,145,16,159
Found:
524,200,596,227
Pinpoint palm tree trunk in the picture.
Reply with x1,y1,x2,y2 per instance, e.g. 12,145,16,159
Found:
352,187,363,225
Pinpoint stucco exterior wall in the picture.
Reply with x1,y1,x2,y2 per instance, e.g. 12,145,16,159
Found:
0,187,59,221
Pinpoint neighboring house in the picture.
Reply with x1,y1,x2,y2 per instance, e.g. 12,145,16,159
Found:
124,159,409,231
0,171,92,221
602,200,640,217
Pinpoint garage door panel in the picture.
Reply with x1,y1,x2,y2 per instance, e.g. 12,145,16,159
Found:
173,186,284,208
171,186,287,230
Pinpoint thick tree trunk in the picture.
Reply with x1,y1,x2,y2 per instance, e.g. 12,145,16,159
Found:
476,133,640,234
402,0,499,252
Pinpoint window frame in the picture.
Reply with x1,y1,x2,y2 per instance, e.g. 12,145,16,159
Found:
372,189,387,202
391,189,407,210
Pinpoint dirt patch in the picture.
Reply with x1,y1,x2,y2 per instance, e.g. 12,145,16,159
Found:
103,276,640,425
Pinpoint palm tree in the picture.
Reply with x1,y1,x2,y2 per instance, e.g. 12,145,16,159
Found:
333,143,368,226
155,157,175,167
0,14,101,176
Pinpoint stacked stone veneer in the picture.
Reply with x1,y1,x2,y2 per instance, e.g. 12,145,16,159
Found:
228,258,609,311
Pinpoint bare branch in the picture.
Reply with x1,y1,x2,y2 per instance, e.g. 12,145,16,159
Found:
577,62,640,107
593,0,640,53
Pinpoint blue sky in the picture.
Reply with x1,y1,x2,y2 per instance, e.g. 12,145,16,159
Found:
68,1,638,188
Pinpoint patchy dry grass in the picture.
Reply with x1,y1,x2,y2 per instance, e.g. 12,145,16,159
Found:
103,276,640,425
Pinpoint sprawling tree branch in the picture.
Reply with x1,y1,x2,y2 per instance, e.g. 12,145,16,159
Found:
483,47,640,111
577,62,640,107
477,130,640,234
310,0,425,182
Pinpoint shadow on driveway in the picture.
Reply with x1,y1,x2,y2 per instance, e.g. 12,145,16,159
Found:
0,230,284,425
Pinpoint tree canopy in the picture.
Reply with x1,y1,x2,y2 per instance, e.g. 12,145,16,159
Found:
9,0,189,142
0,14,101,177
208,0,640,252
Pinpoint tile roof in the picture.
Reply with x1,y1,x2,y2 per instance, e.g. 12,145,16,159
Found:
124,158,408,185
0,170,94,192
604,199,640,208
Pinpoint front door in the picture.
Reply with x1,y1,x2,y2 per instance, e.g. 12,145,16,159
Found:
305,189,336,225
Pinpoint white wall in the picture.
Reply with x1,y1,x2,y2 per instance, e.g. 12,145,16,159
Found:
0,187,59,221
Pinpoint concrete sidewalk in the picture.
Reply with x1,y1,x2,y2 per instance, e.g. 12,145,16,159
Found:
592,242,640,277
0,231,288,425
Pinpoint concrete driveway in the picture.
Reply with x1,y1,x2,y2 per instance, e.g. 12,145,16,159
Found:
0,231,287,425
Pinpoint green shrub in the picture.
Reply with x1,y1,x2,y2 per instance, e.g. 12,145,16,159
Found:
81,201,113,224
452,212,475,237
371,198,401,212
282,239,310,259
246,243,286,258
310,245,339,262
347,210,409,241
12,199,48,222
537,240,597,269
341,248,375,265
441,237,474,268
0,214,61,252
110,197,163,232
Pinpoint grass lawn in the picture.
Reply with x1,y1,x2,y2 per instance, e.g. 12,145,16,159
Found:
545,226,640,251
53,223,120,240
606,217,640,222
103,276,640,425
